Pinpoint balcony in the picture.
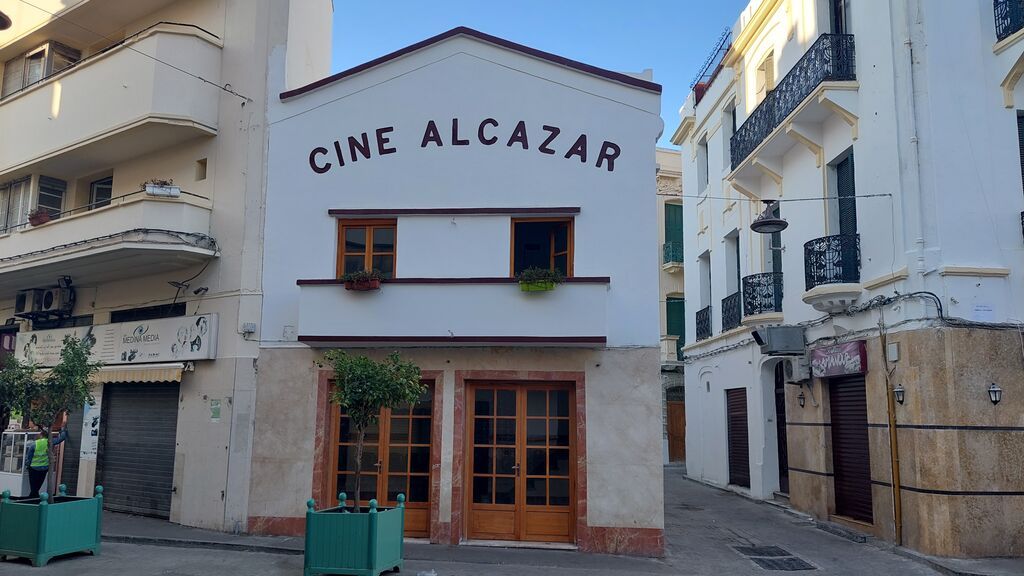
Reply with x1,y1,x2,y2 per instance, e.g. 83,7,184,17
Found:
0,192,216,296
721,291,741,332
661,336,680,363
742,272,783,324
729,34,856,172
294,278,610,347
695,305,712,342
0,24,221,178
802,234,862,313
995,0,1024,41
662,241,683,272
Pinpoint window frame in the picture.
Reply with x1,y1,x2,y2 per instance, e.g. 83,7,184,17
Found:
509,217,575,278
89,176,114,210
335,218,398,279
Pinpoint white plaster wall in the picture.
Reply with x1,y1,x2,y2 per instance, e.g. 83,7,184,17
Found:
397,216,510,277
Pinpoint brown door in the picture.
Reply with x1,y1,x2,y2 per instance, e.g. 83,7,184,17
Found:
829,376,873,523
467,383,574,543
774,363,790,494
726,388,750,488
329,384,433,537
667,401,686,462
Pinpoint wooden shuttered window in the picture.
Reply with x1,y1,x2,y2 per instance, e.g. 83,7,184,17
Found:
666,297,685,340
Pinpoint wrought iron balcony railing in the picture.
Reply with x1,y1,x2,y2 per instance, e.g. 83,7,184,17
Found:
804,234,860,291
721,292,742,331
696,305,712,341
730,34,855,169
995,0,1024,41
663,241,684,264
742,272,783,316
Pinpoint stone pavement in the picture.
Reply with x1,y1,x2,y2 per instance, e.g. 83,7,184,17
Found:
3,467,1019,574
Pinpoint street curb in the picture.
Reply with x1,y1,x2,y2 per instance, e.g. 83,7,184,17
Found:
102,535,303,556
892,547,995,576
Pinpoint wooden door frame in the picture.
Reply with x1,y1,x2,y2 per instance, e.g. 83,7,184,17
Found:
452,370,586,547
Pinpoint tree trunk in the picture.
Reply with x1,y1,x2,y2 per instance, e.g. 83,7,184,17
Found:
41,425,56,497
352,428,365,512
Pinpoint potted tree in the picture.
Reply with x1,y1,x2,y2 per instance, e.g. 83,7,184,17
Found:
142,178,180,197
342,269,384,291
516,266,565,292
27,208,51,227
0,335,103,567
305,351,423,576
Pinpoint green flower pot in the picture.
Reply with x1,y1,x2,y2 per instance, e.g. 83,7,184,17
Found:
304,494,405,576
519,280,556,292
0,485,103,567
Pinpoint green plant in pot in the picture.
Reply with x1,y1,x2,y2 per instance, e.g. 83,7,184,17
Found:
342,269,384,291
516,266,565,292
305,351,423,576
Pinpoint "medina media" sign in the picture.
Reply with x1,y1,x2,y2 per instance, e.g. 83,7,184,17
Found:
810,340,867,378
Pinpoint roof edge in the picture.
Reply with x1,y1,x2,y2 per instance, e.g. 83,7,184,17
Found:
280,26,662,100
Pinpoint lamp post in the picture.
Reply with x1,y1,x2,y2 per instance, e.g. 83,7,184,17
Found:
988,383,1002,405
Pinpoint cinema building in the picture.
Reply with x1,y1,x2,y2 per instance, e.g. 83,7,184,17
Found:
674,0,1024,558
247,28,665,555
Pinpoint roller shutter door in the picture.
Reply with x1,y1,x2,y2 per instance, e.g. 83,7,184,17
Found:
726,388,750,488
829,376,873,523
97,382,179,518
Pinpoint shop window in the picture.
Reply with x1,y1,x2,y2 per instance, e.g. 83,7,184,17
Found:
90,177,113,210
511,218,573,277
336,219,397,279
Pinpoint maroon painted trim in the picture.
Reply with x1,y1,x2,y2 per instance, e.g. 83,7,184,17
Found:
296,277,610,285
328,207,581,217
280,26,662,100
297,336,607,344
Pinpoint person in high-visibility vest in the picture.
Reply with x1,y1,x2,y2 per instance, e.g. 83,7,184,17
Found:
25,427,68,498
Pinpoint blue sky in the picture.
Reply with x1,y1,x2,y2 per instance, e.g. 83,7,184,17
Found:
331,0,748,148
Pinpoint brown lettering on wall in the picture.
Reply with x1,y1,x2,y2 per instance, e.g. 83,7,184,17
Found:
376,127,397,155
348,133,372,162
539,125,560,155
506,120,529,149
421,120,443,147
309,147,331,173
451,118,470,146
478,118,499,145
596,141,620,172
564,134,587,163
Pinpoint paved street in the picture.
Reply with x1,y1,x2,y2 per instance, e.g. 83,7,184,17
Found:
1,467,943,575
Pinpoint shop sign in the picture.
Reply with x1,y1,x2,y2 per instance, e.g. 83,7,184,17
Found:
810,341,866,378
15,314,218,367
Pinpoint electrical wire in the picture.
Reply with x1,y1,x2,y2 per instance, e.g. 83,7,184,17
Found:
655,192,894,202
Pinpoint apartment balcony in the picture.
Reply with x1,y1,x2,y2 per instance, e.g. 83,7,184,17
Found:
662,241,683,273
802,234,862,313
727,34,856,196
294,278,610,347
0,192,216,296
0,24,221,179
695,305,712,342
995,0,1024,41
741,272,783,325
660,335,680,363
721,291,741,332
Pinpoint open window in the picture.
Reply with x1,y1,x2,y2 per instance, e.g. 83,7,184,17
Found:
90,177,113,210
511,218,573,277
755,52,775,104
2,41,80,99
336,219,397,279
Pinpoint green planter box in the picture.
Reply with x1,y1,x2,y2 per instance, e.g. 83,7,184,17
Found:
520,280,556,292
0,485,103,567
304,493,405,576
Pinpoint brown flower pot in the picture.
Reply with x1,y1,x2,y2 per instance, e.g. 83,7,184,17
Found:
344,279,381,291
28,212,51,226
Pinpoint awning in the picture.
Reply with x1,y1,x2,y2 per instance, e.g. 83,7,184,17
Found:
37,362,185,384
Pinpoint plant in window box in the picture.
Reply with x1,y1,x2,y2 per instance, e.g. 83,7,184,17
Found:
516,267,565,292
141,178,180,198
27,207,51,227
343,269,384,291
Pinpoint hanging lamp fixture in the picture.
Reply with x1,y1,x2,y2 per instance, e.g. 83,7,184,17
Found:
0,11,11,30
750,199,788,234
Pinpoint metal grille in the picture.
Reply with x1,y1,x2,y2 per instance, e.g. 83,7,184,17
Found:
995,0,1024,41
742,272,783,316
726,389,750,488
730,34,855,169
696,305,712,341
721,292,742,331
804,234,860,291
830,376,873,523
663,241,683,264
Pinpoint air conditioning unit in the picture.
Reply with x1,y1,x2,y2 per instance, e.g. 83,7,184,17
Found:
750,325,805,356
38,287,74,314
783,356,811,384
14,289,44,315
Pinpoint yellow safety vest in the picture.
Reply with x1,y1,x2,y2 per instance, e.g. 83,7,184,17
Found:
30,437,49,468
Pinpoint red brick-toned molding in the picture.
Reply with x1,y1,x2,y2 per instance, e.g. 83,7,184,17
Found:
577,526,665,557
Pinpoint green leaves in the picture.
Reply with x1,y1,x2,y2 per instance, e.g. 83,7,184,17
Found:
0,354,34,429
321,351,424,432
516,266,565,284
21,335,101,429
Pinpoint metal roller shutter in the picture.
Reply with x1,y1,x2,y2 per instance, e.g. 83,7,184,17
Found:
96,382,179,518
829,376,873,523
726,388,750,488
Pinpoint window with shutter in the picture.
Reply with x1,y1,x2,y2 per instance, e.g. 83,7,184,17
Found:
666,296,685,344
1017,113,1024,194
0,178,30,232
37,176,67,219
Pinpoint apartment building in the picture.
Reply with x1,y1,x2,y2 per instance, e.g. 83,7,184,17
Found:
674,0,1024,557
247,27,666,555
0,0,330,531
656,147,684,464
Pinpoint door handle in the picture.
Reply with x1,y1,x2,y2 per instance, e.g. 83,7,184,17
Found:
512,463,520,477
374,460,382,469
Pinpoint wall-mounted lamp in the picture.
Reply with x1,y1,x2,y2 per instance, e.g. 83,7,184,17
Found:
893,384,905,405
989,383,1002,405
797,391,806,408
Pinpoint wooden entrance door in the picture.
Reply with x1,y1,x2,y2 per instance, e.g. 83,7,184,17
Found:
467,383,574,543
666,401,686,462
726,388,750,488
829,376,873,523
329,384,433,537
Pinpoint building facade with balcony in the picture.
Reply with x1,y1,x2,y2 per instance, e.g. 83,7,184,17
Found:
248,28,666,555
673,0,1024,558
656,147,685,465
0,0,331,532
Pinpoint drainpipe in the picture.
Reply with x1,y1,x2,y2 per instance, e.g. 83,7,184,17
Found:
900,0,927,282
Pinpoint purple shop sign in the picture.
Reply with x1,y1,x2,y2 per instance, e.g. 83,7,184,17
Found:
810,341,867,378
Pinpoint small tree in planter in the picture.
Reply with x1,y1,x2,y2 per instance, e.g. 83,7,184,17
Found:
342,269,385,292
516,266,565,292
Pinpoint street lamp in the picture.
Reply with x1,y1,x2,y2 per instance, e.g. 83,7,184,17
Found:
893,384,905,405
0,11,11,31
988,383,1002,405
750,200,788,235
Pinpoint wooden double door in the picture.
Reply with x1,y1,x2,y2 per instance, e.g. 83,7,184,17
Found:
467,383,575,543
329,385,433,537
